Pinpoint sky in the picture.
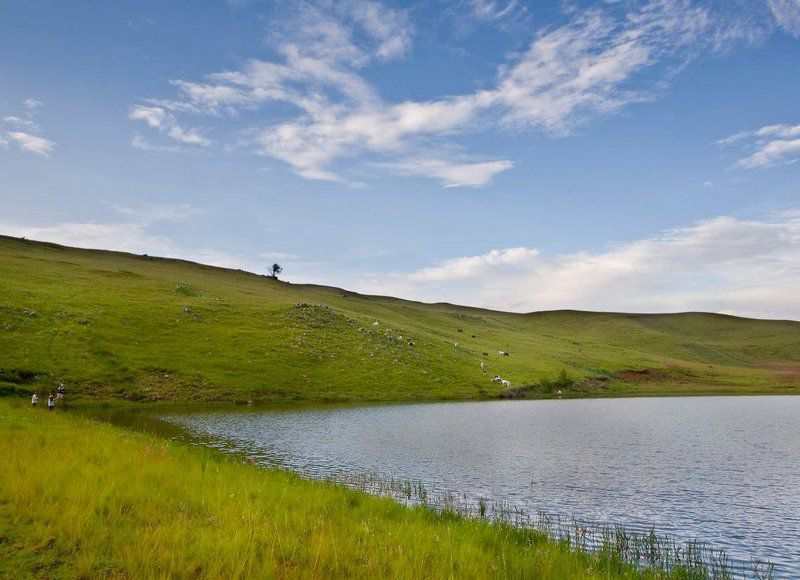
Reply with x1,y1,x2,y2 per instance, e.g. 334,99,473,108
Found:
1,0,799,320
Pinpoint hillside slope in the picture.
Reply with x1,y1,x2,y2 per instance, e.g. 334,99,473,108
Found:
1,235,798,402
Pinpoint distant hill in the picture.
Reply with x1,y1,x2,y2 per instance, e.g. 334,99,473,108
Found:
1,235,798,402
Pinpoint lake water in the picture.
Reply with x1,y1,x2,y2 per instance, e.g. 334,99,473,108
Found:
160,396,800,575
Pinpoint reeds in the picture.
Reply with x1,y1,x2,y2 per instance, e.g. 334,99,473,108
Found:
316,469,775,579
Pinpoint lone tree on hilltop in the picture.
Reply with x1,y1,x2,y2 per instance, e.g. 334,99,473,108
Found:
268,263,283,279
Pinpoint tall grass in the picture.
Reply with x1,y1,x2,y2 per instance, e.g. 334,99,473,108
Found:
0,400,668,579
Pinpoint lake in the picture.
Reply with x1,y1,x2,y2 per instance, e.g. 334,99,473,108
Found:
159,396,800,575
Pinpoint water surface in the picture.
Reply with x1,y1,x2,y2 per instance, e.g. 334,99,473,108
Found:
161,396,800,575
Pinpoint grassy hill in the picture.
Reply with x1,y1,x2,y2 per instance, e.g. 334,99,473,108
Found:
1,235,799,402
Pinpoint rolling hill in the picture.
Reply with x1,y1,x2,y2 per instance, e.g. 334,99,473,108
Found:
1,235,798,402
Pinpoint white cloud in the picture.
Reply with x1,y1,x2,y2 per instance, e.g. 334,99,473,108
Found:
456,0,531,33
261,251,301,261
1,99,56,157
468,0,522,22
129,105,167,129
5,131,55,157
407,247,541,281
718,122,800,168
130,0,764,186
129,105,210,147
742,139,800,168
166,124,210,145
0,220,261,274
352,213,800,320
493,2,714,131
335,0,414,61
767,0,800,36
383,158,513,188
1,222,174,256
131,134,182,153
3,115,38,129
109,202,203,223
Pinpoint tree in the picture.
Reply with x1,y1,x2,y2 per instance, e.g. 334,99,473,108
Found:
268,263,283,279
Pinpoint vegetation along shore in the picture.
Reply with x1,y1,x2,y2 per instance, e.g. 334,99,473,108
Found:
0,399,767,579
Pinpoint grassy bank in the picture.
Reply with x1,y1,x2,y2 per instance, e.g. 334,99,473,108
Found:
0,399,668,579
2,235,799,403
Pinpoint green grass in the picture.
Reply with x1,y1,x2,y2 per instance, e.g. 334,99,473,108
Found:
0,399,660,579
2,235,799,402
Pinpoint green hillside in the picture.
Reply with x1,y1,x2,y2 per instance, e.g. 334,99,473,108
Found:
1,235,798,402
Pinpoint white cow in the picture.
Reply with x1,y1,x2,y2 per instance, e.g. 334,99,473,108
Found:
499,350,510,356
372,321,379,327
501,379,511,387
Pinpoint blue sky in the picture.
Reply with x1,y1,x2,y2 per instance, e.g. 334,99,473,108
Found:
1,0,799,319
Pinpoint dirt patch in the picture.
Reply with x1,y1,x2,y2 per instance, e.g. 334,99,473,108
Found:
284,303,343,329
614,368,670,383
572,376,610,391
499,386,533,399
0,368,41,384
573,368,674,392
758,363,800,382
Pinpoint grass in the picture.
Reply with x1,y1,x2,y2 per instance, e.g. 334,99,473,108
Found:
1,235,799,403
0,399,684,579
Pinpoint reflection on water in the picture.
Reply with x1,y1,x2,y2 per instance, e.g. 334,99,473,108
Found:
158,396,799,576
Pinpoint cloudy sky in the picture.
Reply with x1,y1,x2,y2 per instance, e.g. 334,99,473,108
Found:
1,0,799,319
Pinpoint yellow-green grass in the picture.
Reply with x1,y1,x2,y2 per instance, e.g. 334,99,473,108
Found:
2,235,799,403
0,399,657,579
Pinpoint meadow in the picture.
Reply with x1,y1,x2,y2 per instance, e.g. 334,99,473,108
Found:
2,235,799,403
0,399,695,579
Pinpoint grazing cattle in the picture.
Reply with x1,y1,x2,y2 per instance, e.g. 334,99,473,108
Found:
499,350,510,356
482,352,489,357
407,339,415,346
458,328,463,333
480,361,485,369
491,375,502,383
372,321,379,327
398,335,403,341
501,379,511,387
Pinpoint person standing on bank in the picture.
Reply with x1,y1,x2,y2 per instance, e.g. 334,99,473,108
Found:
47,394,54,411
31,392,38,406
